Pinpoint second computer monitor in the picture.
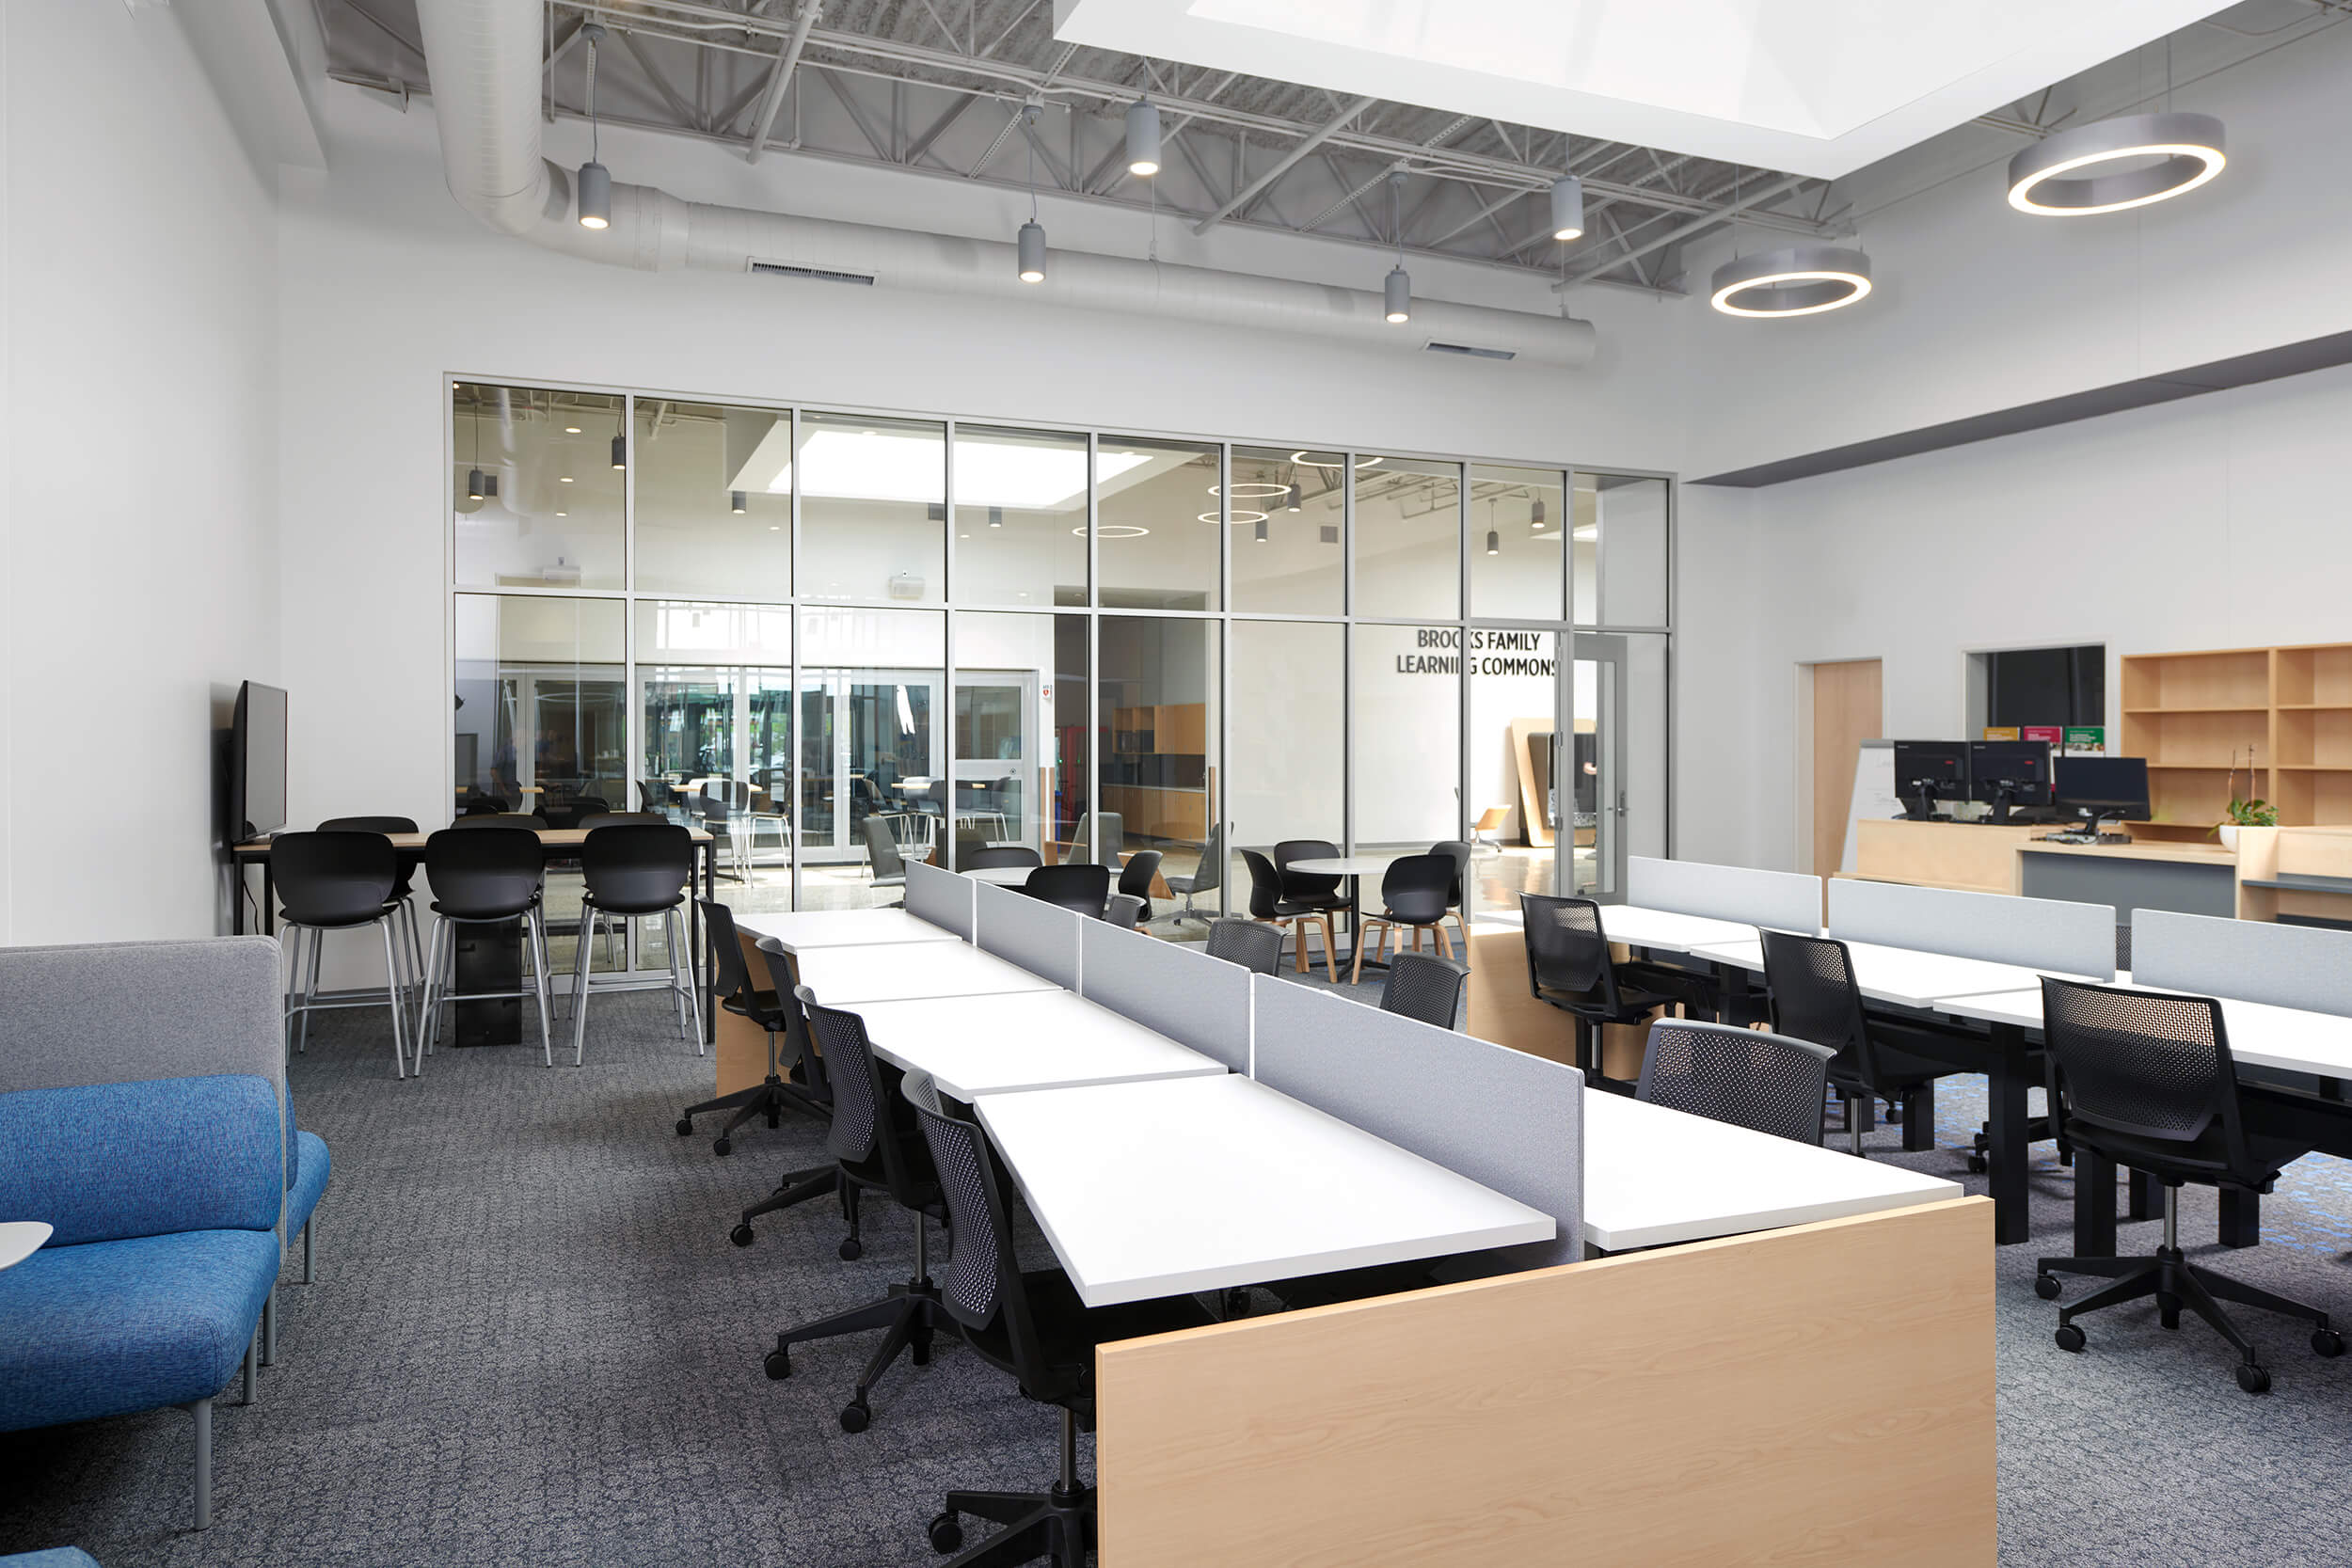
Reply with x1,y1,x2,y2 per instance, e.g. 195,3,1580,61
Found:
1968,739,2054,812
1892,741,1966,819
2054,754,2152,829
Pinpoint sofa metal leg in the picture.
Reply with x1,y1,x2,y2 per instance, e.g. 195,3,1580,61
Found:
243,1329,258,1405
262,1291,277,1367
303,1218,316,1285
188,1397,213,1529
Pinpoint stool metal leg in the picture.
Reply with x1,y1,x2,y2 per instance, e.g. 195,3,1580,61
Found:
298,927,323,1056
378,915,409,1080
571,907,596,1066
527,903,554,1067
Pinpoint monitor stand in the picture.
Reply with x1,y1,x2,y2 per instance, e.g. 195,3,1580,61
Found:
1900,786,1946,822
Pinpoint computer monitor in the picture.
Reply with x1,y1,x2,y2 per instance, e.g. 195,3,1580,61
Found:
1891,741,1967,820
1967,739,2054,820
2054,755,2151,834
232,680,288,841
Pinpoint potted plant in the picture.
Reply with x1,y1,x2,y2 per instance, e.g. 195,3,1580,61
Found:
2217,747,2278,850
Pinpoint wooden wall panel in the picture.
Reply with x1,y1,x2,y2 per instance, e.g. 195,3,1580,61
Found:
1097,1196,1994,1568
1810,658,1883,883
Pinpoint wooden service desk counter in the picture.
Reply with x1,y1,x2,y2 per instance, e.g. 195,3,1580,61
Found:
2235,826,2352,925
1857,818,2241,922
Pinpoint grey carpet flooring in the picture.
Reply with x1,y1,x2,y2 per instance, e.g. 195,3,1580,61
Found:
8,974,2352,1566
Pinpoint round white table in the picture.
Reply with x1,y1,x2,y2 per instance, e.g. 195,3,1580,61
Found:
0,1221,53,1272
1282,855,1399,974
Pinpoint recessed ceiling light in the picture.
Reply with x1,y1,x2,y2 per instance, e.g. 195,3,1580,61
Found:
2007,111,2225,216
564,425,581,435
768,525,780,531
559,476,574,483
555,510,567,516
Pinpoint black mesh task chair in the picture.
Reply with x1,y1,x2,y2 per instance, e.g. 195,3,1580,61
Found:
752,991,956,1433
1759,928,1949,1157
1637,1019,1836,1146
1519,893,1708,1085
569,823,702,1066
2033,979,2342,1393
728,947,855,1252
1380,951,1470,1031
675,901,828,1155
415,826,553,1069
1205,916,1284,975
273,831,412,1080
904,1072,1215,1565
1023,863,1110,918
1116,849,1162,922
1428,839,1474,954
1237,850,1336,976
318,816,425,1017
862,817,908,907
1155,822,1221,927
1103,894,1146,930
1350,854,1460,984
966,846,1042,870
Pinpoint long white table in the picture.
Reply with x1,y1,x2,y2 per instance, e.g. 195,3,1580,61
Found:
790,941,1059,1006
975,1073,1556,1307
731,907,964,954
851,990,1224,1101
1940,986,2352,1081
1596,905,1774,956
1581,1089,1960,1251
1692,935,2101,1009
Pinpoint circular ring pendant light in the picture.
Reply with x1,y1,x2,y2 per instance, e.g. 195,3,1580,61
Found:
1708,245,1873,318
2007,111,2225,216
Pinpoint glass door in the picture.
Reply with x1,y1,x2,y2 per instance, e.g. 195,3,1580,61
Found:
955,673,1039,854
797,670,943,863
1468,626,1565,927
1571,633,1629,898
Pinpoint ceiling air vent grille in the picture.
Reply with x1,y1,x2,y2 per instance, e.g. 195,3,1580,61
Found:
1424,341,1516,361
750,261,877,286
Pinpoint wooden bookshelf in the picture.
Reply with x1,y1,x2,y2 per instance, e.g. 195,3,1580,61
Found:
2120,643,2352,842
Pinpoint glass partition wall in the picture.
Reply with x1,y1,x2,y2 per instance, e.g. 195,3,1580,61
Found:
449,380,1671,958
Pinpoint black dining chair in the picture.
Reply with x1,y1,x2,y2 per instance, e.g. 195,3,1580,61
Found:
577,812,664,830
1427,839,1474,953
755,992,956,1434
1636,1019,1836,1146
966,846,1042,870
903,1071,1214,1564
569,823,701,1065
1116,848,1163,922
1759,928,1950,1158
1349,854,1458,984
1380,951,1470,1031
461,795,510,816
448,812,548,830
2034,978,2342,1392
415,826,552,1069
273,831,411,1080
1273,839,1351,922
1103,894,1146,929
1237,849,1335,975
675,901,827,1154
1518,893,1708,1084
1023,863,1110,917
1205,916,1285,975
318,815,425,1016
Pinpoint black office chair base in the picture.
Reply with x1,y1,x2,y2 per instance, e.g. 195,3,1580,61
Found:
766,1277,954,1432
731,1163,862,1257
677,1075,826,1155
2039,1243,2342,1391
927,1410,1091,1567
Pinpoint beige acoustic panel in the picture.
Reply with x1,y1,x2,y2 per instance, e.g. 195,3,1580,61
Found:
1097,1196,1994,1568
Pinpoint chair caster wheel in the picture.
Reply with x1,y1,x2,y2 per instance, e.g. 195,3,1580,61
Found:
839,1400,870,1433
764,1349,790,1380
730,1224,755,1247
2314,1328,2344,1358
929,1513,963,1553
713,1137,732,1157
675,1117,694,1136
2157,1291,2182,1330
2033,1274,2060,1300
2236,1362,2272,1394
838,1236,863,1260
2054,1323,2086,1353
1965,1152,1988,1175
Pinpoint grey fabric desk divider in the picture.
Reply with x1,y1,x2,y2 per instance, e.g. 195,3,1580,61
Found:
904,860,975,941
1077,920,1250,1074
1827,878,2115,981
973,879,1080,990
2132,910,2352,1017
1249,976,1581,1271
1628,854,1821,934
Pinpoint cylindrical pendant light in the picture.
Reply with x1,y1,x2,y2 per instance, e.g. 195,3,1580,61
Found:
731,490,747,514
1549,176,1584,241
1254,517,1268,544
578,25,611,230
1126,98,1161,177
1017,219,1046,283
1531,498,1547,530
1486,529,1501,556
1384,265,1411,324
2007,111,2225,216
1708,245,1873,318
1286,483,1303,513
467,467,486,501
611,434,627,470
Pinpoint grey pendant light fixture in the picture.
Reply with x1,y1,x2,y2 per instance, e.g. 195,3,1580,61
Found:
577,24,611,230
610,434,627,470
1126,97,1161,177
2008,111,2225,215
731,491,747,514
466,394,486,499
1383,172,1410,324
1286,481,1303,513
1549,176,1584,242
1254,517,1268,544
1531,497,1547,531
1016,103,1047,282
1486,499,1500,556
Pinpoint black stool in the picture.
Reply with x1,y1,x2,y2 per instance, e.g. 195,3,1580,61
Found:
570,822,701,1066
416,826,553,1069
318,816,426,1022
274,831,411,1079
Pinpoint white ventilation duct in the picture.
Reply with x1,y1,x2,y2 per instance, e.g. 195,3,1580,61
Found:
409,0,1596,369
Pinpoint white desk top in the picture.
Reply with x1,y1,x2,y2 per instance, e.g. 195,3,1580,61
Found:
1581,1089,1960,1251
790,941,1059,1006
1692,936,2098,1009
1939,987,2352,1080
0,1221,51,1272
730,907,964,954
965,865,1035,887
852,990,1224,1100
976,1074,1556,1307
1597,905,1764,956
1285,856,1391,878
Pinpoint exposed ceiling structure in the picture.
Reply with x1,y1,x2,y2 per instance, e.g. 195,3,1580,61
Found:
319,0,2344,298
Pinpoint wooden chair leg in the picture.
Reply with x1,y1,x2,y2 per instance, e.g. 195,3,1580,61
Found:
1436,925,1454,960
1318,915,1337,974
1292,916,1309,974
1351,920,1378,985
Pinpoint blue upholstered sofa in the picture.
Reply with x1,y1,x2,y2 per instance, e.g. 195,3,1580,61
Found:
0,938,331,1530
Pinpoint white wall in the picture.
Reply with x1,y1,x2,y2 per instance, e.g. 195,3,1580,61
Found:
2,1,280,943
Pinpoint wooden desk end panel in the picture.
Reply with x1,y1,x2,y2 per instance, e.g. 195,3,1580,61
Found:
1097,1196,1996,1568
714,930,771,1096
1465,927,1676,1078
